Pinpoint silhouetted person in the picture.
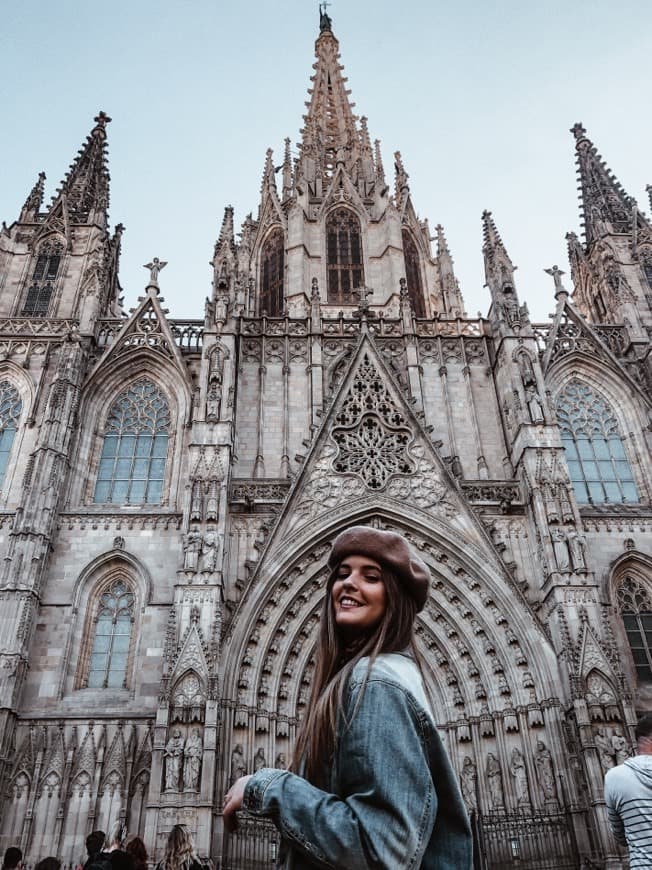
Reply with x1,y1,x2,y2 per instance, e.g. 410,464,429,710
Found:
2,848,22,870
125,837,148,870
34,859,61,870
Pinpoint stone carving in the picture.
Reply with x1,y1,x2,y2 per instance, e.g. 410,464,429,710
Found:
275,752,287,769
183,528,202,572
206,477,220,520
190,480,204,522
206,381,222,422
460,756,477,811
534,741,557,802
509,747,530,806
143,257,167,286
611,728,629,765
182,728,203,792
253,747,266,772
200,532,218,573
595,728,615,772
164,728,185,791
525,385,545,423
550,528,571,573
568,531,587,573
230,744,246,784
486,752,505,810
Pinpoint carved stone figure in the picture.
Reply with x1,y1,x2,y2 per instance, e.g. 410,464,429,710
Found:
143,257,167,286
253,747,266,772
200,532,218,573
183,528,202,572
543,484,559,524
595,728,615,772
206,477,220,521
206,381,221,422
164,728,185,791
568,531,587,573
509,747,530,806
486,752,505,810
525,385,545,423
460,756,477,811
534,741,557,802
558,484,575,524
275,752,287,770
190,480,203,522
611,728,629,765
230,744,246,785
551,528,571,573
182,728,203,791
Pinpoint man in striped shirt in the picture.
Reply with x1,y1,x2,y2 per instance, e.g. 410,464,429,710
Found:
604,713,652,868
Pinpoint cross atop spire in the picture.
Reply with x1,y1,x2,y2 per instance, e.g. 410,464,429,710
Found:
572,122,637,243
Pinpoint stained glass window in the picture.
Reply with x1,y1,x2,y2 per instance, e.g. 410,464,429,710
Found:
93,379,170,505
22,242,62,317
0,381,21,488
617,575,652,682
87,579,135,689
326,208,364,304
556,380,638,504
260,228,284,316
402,230,425,317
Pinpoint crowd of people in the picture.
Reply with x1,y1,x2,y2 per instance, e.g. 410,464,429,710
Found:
1,822,206,870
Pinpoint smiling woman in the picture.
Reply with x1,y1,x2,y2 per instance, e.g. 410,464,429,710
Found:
223,525,472,870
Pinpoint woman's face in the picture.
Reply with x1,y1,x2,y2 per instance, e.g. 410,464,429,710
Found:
331,554,387,634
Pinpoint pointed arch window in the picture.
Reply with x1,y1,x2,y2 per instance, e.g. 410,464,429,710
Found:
93,379,170,505
87,579,135,689
0,381,22,488
617,574,652,682
402,230,426,317
642,254,652,288
260,228,284,316
556,380,638,504
22,241,63,317
326,208,364,304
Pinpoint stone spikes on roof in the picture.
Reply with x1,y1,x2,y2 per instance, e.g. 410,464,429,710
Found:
19,171,46,222
48,111,111,227
482,210,513,268
571,122,637,244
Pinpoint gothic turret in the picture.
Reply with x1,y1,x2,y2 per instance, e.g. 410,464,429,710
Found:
435,225,465,316
19,172,46,223
482,210,528,331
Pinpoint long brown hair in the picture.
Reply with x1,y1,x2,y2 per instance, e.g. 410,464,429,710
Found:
291,563,424,785
161,824,198,870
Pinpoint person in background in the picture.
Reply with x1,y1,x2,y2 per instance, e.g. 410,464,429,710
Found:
34,859,61,870
156,825,204,870
224,525,472,869
125,837,148,870
83,831,107,870
103,821,135,870
605,713,652,868
2,848,22,870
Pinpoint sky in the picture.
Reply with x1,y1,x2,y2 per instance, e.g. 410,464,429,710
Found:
1,0,650,323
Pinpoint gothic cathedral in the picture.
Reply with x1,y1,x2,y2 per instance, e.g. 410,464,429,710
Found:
0,13,651,870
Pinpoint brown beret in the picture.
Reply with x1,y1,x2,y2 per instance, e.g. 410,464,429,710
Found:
328,526,430,611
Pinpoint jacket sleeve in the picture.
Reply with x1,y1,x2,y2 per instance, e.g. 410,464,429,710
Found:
242,676,437,869
603,771,627,846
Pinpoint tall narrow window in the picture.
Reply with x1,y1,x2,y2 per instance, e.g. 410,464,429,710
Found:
402,230,426,317
617,574,652,682
326,208,364,304
87,579,135,689
260,228,284,316
556,380,638,504
93,379,170,505
22,242,63,317
642,256,652,287
0,381,21,488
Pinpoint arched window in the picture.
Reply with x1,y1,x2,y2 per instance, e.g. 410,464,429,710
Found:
402,230,425,317
93,379,170,505
617,574,652,682
556,380,638,504
642,255,652,288
87,579,135,688
22,241,63,317
0,381,21,488
260,228,284,316
326,208,364,304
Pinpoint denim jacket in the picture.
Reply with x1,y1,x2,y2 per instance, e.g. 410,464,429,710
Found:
242,653,472,869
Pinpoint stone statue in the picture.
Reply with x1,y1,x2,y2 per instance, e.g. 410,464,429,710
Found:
190,480,203,522
143,257,167,286
275,752,287,770
551,528,571,573
486,752,505,810
206,381,221,422
183,528,202,572
253,747,266,772
525,385,545,423
230,743,246,785
319,2,332,32
568,531,587,573
206,478,220,521
182,728,203,792
509,747,530,806
595,728,615,772
611,728,629,765
543,484,559,524
164,728,185,791
200,532,218,573
534,741,557,801
460,756,477,811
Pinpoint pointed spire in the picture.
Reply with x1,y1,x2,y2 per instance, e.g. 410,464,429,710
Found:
214,205,235,257
282,137,293,201
261,148,277,192
19,171,46,222
49,111,111,227
647,185,652,213
374,139,386,187
393,151,410,206
482,211,523,328
436,225,465,317
571,122,636,243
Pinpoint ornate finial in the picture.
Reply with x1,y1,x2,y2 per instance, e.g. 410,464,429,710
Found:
143,257,167,291
647,184,652,212
93,111,112,134
544,265,568,298
319,1,333,32
571,122,586,141
353,285,374,320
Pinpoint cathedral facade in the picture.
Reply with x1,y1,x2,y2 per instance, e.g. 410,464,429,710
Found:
0,14,651,870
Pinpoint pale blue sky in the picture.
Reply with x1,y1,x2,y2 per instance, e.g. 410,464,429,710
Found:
1,0,649,322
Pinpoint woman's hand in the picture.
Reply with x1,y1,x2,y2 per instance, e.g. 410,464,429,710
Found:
223,775,253,833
